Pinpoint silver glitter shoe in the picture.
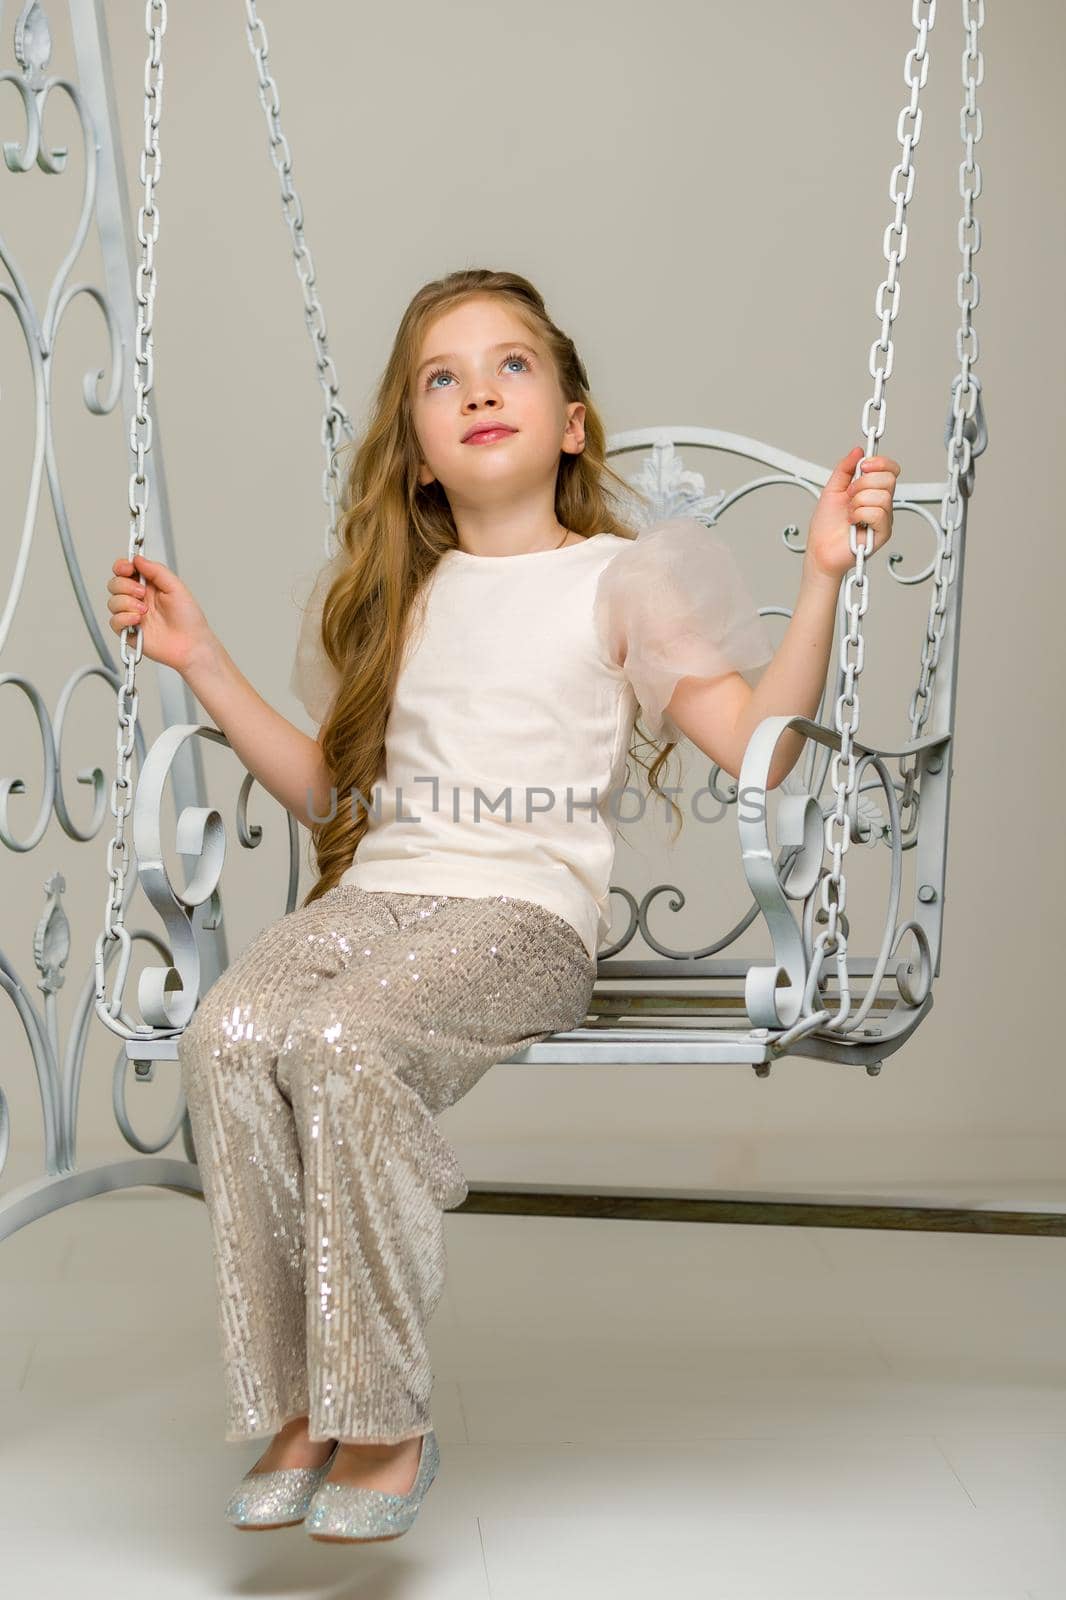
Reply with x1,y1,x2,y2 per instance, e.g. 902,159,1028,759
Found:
224,1441,341,1530
304,1429,440,1544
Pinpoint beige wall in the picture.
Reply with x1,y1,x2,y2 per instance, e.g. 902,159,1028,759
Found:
3,1,1063,1207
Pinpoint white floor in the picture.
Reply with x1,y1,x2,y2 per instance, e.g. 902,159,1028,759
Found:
1,1186,1064,1599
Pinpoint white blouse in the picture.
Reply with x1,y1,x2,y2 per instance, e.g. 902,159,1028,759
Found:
288,518,774,961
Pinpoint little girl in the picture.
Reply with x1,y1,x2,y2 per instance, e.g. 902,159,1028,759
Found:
106,267,899,1542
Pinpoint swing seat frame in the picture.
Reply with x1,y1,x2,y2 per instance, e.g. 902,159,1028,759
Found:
115,429,957,1090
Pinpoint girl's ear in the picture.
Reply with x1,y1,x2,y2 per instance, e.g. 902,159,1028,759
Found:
562,403,586,455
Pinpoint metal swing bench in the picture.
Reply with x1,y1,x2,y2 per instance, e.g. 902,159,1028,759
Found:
4,2,1020,1246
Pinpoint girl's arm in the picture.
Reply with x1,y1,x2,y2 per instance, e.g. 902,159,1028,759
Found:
665,567,841,789
105,551,331,830
664,447,901,790
183,633,333,830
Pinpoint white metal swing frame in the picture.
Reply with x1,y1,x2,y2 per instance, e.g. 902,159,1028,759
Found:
2,2,1008,1245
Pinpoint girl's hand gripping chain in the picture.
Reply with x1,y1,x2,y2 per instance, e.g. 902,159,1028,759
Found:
804,445,902,585
106,552,215,676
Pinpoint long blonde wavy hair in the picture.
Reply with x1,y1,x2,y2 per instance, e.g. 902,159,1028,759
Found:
301,267,682,908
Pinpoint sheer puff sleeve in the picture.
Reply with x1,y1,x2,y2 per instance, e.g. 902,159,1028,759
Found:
288,549,348,727
593,516,775,743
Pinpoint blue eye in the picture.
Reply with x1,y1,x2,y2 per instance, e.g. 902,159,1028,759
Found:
424,350,532,390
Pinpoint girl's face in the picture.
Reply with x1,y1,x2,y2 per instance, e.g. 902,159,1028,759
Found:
409,296,585,505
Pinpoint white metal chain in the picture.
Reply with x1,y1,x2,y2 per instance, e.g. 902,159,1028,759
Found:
799,1,938,1036
93,2,355,1036
242,0,355,554
898,0,984,831
92,0,166,1034
777,0,984,1052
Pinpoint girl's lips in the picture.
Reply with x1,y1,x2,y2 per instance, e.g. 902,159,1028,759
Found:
463,428,516,445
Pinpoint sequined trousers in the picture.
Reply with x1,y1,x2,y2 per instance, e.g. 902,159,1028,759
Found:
177,881,596,1449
